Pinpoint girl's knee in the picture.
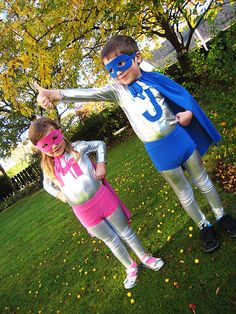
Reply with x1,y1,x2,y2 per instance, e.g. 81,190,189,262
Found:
103,234,120,249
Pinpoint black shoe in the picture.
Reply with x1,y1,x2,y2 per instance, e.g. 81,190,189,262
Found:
200,225,219,253
219,215,236,238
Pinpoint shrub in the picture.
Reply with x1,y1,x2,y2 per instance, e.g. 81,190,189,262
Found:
188,23,236,86
68,106,130,144
0,181,42,213
0,175,14,200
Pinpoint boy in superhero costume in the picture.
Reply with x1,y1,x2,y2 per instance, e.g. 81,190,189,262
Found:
35,35,236,252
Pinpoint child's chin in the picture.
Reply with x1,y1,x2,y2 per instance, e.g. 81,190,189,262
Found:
119,77,131,85
51,149,64,157
54,151,63,157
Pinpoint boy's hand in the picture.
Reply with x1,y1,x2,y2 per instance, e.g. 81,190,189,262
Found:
95,162,106,180
176,110,193,126
56,191,67,203
34,82,61,109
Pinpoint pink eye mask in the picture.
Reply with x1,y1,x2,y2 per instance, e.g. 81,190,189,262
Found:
36,129,63,153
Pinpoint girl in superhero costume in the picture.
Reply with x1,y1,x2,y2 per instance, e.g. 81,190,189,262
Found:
28,117,164,289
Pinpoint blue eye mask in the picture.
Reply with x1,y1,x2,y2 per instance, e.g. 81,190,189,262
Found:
105,52,137,78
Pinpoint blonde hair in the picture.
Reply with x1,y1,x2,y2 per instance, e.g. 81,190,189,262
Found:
28,117,80,180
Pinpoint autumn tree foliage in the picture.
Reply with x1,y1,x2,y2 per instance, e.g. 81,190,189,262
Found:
0,0,227,157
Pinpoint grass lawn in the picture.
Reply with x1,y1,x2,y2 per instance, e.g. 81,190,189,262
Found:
1,27,236,313
0,130,236,313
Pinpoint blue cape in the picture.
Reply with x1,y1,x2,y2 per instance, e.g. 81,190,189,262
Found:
128,70,221,156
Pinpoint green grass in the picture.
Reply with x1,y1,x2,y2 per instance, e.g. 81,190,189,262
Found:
0,132,235,314
1,29,236,313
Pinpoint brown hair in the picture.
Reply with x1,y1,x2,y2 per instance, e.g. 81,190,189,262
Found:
101,35,139,60
28,117,79,180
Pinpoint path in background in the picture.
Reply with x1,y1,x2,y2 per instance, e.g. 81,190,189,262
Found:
149,2,236,68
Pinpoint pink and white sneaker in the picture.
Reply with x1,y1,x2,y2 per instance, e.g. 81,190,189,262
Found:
141,254,164,271
123,261,139,289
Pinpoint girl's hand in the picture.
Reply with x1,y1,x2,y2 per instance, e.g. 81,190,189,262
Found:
34,82,61,109
176,110,193,126
56,191,67,203
95,162,106,180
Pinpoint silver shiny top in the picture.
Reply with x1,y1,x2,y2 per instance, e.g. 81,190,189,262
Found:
61,81,177,142
43,140,106,206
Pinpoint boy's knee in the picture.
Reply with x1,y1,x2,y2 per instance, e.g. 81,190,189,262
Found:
193,172,213,192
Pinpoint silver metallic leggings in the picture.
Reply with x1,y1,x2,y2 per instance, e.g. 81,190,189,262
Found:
161,150,224,228
88,206,146,268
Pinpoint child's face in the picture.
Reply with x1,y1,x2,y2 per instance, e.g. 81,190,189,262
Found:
103,52,142,85
36,127,66,157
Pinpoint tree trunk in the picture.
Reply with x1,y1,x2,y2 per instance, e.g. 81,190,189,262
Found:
159,19,197,80
0,163,17,193
176,50,194,73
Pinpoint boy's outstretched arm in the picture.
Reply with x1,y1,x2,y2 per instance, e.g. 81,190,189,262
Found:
34,82,61,109
176,110,193,126
34,82,116,110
